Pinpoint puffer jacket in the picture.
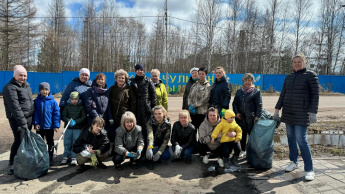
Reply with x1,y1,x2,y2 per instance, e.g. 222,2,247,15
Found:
59,77,92,107
61,100,87,129
3,78,34,128
154,80,168,110
109,82,137,128
84,80,112,124
33,94,60,129
146,117,171,154
209,76,231,112
188,80,212,115
171,121,196,149
73,127,110,155
182,77,197,110
114,125,145,156
233,87,262,132
275,68,319,126
198,116,221,150
211,119,242,143
130,75,157,131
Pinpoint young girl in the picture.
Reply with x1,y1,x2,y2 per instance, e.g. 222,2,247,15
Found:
171,110,196,164
146,105,171,170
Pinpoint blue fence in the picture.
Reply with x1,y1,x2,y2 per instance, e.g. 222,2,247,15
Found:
1,71,345,94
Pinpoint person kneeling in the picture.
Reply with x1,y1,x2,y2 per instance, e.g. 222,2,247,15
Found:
73,117,110,173
112,111,144,170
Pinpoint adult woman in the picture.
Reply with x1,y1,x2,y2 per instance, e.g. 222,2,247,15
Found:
109,69,137,142
130,64,157,143
3,65,34,175
113,111,144,170
232,73,262,158
209,66,231,116
188,67,212,130
182,67,198,110
84,73,112,125
146,105,171,170
151,69,168,110
59,68,92,114
273,53,319,181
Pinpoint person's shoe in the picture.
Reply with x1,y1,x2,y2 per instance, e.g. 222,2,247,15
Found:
97,162,107,169
49,156,54,166
230,156,239,167
224,158,230,169
305,171,315,181
171,157,182,162
285,161,298,172
202,155,209,164
147,162,154,170
61,157,69,165
184,158,192,164
239,151,246,158
217,158,224,168
131,161,139,169
115,164,123,171
70,158,77,166
76,165,86,173
7,164,14,175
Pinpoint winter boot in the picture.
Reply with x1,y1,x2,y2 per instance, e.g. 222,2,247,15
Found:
230,156,239,167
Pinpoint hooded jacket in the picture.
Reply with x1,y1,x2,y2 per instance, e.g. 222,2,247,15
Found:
73,127,110,155
198,116,221,150
182,77,197,110
146,116,171,154
209,76,231,112
114,125,145,156
153,80,168,110
188,80,212,115
59,77,92,107
61,99,87,129
171,121,196,149
211,118,242,143
33,94,60,129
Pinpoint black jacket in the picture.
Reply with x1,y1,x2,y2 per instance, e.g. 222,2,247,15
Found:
182,77,197,110
233,88,262,132
73,127,110,155
275,68,319,126
171,121,196,149
3,78,34,128
209,76,232,112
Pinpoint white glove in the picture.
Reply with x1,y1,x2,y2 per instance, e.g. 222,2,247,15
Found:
309,113,317,123
175,145,183,157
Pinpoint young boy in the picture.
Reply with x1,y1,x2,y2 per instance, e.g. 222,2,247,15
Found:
61,91,87,166
211,109,242,168
33,82,60,165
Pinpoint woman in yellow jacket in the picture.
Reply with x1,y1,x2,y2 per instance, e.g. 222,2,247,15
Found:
151,69,168,110
211,109,242,168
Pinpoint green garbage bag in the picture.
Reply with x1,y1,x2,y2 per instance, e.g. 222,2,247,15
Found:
247,119,277,169
14,129,49,180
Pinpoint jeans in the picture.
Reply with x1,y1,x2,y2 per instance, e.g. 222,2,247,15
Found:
37,129,55,157
285,123,313,172
222,141,241,158
63,129,81,158
172,144,194,159
152,146,171,161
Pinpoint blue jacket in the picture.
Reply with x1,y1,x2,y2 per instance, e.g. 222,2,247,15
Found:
59,77,92,107
33,94,60,129
209,76,232,113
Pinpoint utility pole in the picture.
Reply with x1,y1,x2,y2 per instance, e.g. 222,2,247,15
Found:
164,0,169,94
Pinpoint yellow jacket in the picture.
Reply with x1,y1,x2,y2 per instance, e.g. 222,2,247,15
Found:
211,118,242,143
155,80,168,110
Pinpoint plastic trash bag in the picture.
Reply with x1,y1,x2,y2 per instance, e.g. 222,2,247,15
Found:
247,118,277,169
14,129,49,180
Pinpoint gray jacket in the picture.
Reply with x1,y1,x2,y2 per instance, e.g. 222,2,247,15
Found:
114,125,145,156
198,116,221,150
188,80,212,115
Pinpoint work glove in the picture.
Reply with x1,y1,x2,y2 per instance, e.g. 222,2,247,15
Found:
153,152,161,162
190,108,196,115
220,108,226,118
91,154,98,167
69,119,76,127
109,119,114,126
272,110,280,120
174,145,183,157
136,149,142,159
309,113,317,123
127,151,137,158
95,150,101,157
189,104,194,111
146,148,153,160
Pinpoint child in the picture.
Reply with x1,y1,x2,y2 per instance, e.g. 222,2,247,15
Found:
33,82,60,165
171,110,196,164
211,109,242,168
73,117,110,173
61,91,87,166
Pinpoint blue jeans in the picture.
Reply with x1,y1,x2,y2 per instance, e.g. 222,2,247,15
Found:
285,124,313,172
63,129,81,158
172,144,194,159
153,146,171,161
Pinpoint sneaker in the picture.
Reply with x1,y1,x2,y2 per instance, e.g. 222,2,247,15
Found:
97,162,107,169
70,158,77,166
76,165,86,173
49,156,54,166
184,158,192,164
230,156,239,167
7,164,14,175
202,155,209,164
147,162,154,170
131,161,140,169
239,151,246,158
305,171,315,181
285,161,298,172
217,158,224,168
61,157,68,165
115,164,123,171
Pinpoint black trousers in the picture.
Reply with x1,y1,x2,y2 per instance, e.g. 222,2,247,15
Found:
222,141,241,159
191,114,205,130
37,129,55,157
112,147,138,165
195,142,223,158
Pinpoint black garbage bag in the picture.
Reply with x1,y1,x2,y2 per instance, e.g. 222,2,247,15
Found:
247,118,277,169
14,129,49,180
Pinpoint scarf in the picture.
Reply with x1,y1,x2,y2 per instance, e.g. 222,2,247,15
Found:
242,85,255,94
93,85,107,94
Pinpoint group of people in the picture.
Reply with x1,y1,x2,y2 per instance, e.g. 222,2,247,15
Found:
3,53,319,181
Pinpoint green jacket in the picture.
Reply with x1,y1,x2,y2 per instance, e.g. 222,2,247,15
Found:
154,80,168,110
62,101,87,129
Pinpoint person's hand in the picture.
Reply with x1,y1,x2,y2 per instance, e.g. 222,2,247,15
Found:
226,131,236,138
153,153,161,161
273,110,280,120
146,148,153,160
217,132,222,138
69,119,76,127
236,113,242,120
309,113,317,123
127,151,137,158
234,139,238,143
254,117,259,123
90,148,96,154
175,145,182,157
136,148,142,159
109,119,114,126
211,139,215,144
53,128,59,132
35,125,40,131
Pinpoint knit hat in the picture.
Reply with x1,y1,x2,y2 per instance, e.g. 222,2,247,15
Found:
13,65,27,77
39,82,50,91
135,64,144,71
70,91,79,100
224,110,235,119
79,68,90,76
190,67,199,74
